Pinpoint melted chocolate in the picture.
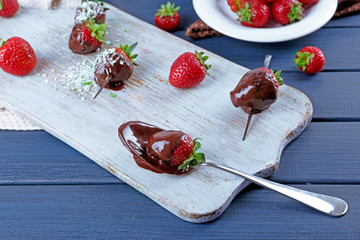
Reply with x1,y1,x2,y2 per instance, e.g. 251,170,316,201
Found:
68,23,101,54
94,51,134,91
118,121,188,174
230,68,278,114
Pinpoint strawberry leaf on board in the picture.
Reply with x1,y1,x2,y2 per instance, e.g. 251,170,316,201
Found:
288,3,303,23
155,1,180,18
293,51,315,72
178,138,205,171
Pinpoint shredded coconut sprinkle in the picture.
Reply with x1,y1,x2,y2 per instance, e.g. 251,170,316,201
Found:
75,1,104,23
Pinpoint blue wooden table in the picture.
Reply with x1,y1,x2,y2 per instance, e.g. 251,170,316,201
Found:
1,0,359,239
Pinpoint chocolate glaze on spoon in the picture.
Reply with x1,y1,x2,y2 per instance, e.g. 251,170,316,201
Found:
118,121,189,174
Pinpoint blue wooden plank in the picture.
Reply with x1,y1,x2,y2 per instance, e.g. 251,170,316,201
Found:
0,184,357,239
1,122,360,184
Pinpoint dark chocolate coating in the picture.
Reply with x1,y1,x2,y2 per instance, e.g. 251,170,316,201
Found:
118,121,188,175
68,23,100,54
94,51,134,91
230,68,278,114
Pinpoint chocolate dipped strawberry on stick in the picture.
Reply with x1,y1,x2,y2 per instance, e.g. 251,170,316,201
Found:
230,55,283,140
93,43,138,99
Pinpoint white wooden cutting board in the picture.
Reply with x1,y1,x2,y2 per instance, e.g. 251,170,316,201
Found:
0,5,312,222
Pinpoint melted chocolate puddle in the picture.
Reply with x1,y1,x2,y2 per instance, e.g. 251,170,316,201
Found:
118,121,187,174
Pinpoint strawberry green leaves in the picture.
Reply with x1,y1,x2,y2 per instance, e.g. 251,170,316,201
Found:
155,1,180,18
272,69,284,85
237,2,252,23
86,17,106,42
0,0,3,10
178,138,205,171
195,50,212,72
288,3,303,23
120,42,138,65
293,51,315,72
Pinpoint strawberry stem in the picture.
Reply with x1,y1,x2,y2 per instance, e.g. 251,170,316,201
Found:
178,138,205,171
0,1,2,10
237,2,252,23
195,50,212,73
155,2,180,18
273,70,284,85
293,51,315,72
86,17,106,42
288,3,303,23
120,42,138,65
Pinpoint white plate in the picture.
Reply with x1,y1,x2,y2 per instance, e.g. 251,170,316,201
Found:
193,0,338,43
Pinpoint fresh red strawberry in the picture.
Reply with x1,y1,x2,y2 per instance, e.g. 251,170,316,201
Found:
272,0,303,25
237,0,270,28
293,46,325,74
263,0,276,2
169,51,211,88
154,2,180,31
79,18,106,48
0,0,19,18
0,37,37,76
114,43,138,65
227,0,242,12
298,0,319,5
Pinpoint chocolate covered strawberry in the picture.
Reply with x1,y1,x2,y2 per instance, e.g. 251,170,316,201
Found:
93,43,138,98
272,0,303,25
0,37,37,76
155,2,180,31
169,51,211,88
147,131,204,170
0,0,19,18
69,17,106,54
237,0,270,28
74,0,107,24
293,46,325,74
230,55,283,140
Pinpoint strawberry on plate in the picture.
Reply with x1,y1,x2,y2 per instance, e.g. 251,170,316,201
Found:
169,51,211,88
298,0,319,5
0,0,19,18
155,1,180,31
227,0,242,12
237,0,270,28
293,46,325,74
272,0,303,25
0,37,37,76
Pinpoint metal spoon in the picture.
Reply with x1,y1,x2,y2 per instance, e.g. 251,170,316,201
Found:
200,160,348,217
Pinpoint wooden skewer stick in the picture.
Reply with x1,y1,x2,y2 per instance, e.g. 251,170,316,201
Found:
93,78,110,99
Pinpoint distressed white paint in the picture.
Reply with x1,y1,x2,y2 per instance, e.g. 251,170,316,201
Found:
0,6,312,222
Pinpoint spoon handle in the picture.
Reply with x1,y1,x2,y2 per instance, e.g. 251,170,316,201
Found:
202,160,348,217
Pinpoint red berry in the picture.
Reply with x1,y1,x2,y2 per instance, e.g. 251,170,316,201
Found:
0,0,19,18
171,134,194,166
0,37,37,76
293,46,325,74
169,51,211,88
154,2,180,31
237,0,270,28
259,67,283,90
114,42,138,64
272,0,303,25
298,0,319,5
227,0,242,12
